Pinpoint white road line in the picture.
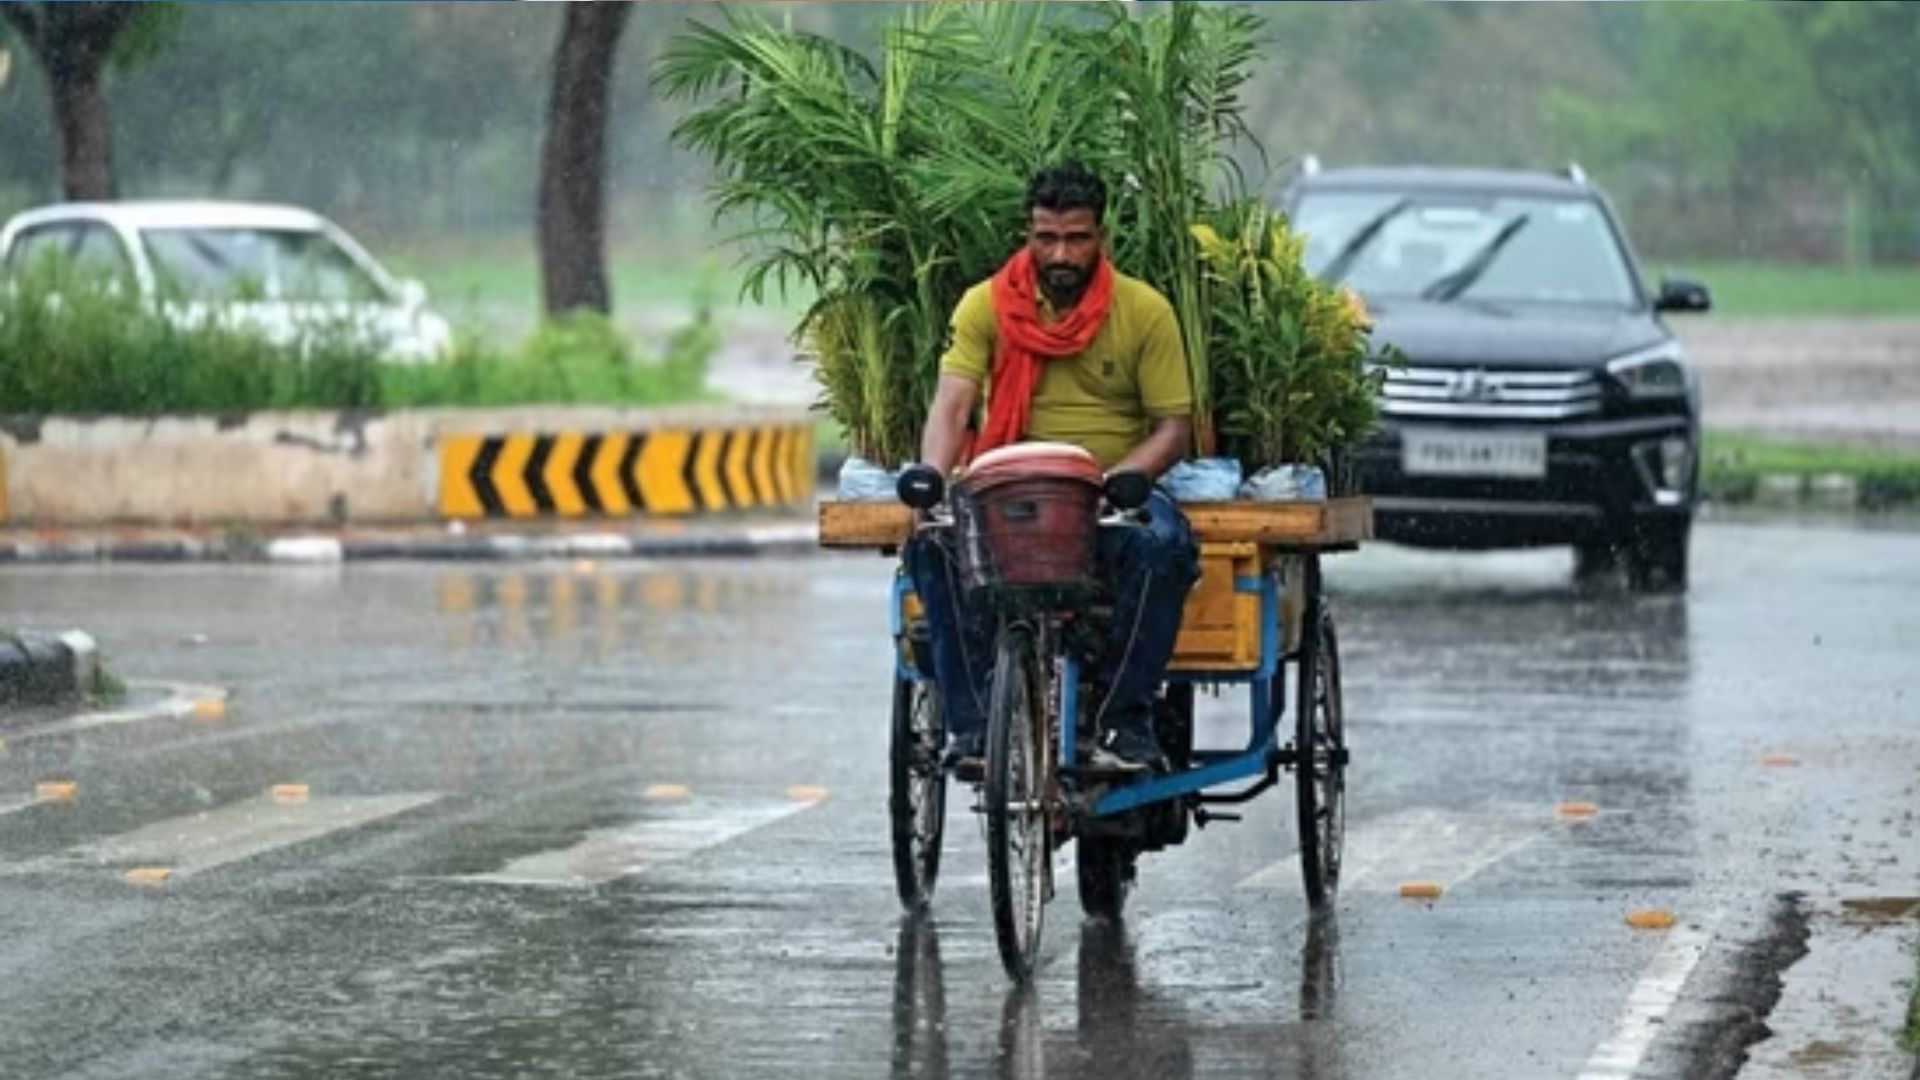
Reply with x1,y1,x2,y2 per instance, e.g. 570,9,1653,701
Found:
1237,806,1539,892
1576,921,1716,1080
457,798,818,887
0,795,49,819
67,793,440,878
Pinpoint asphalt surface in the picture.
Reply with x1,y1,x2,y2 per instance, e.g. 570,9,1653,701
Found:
1,517,1916,1079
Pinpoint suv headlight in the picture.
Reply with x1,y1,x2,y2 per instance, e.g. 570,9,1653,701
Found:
1606,343,1691,399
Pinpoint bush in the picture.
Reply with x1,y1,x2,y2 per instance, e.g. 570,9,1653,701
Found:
0,261,717,415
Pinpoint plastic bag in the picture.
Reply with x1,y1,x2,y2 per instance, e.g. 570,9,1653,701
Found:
1160,457,1243,502
836,456,904,502
1240,464,1327,502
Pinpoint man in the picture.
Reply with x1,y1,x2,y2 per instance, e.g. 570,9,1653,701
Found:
906,162,1200,773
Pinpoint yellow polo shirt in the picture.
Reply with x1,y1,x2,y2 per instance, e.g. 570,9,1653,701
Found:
938,268,1192,469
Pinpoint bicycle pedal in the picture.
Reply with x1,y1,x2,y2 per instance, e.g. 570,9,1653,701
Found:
1194,809,1242,827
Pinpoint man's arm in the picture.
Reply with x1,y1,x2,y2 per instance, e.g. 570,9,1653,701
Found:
919,374,981,476
1110,415,1191,481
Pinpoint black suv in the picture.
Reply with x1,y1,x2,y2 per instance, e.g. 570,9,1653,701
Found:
1282,164,1711,591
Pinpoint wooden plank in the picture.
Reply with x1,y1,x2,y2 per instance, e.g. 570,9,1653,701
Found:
818,501,913,548
815,496,1372,550
1182,496,1373,547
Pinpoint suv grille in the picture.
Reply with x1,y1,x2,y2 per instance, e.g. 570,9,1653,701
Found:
1378,365,1603,421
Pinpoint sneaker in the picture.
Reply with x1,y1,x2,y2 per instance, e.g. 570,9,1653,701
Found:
941,728,986,775
1086,724,1169,774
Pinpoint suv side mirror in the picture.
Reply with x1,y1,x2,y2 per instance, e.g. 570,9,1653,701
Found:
1654,277,1711,314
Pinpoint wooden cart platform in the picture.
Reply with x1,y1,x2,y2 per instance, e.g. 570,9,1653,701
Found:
818,496,1373,552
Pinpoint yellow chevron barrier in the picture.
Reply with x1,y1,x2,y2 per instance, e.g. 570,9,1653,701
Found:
439,424,814,520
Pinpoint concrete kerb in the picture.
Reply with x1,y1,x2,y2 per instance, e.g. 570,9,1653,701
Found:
0,629,97,708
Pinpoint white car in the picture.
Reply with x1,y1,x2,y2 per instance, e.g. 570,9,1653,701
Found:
0,200,454,362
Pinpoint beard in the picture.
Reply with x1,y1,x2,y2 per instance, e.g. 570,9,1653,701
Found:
1040,262,1089,295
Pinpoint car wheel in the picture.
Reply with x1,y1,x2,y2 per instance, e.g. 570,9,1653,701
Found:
1626,521,1690,594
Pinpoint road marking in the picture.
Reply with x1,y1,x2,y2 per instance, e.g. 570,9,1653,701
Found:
1237,806,1539,892
1576,921,1715,1080
456,798,816,887
66,793,439,880
0,794,52,818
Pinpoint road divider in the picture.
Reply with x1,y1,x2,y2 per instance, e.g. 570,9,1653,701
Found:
0,406,812,526
438,423,813,520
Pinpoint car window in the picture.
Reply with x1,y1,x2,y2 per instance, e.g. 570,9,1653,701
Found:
1295,191,1639,307
140,227,390,303
6,223,83,273
72,225,135,283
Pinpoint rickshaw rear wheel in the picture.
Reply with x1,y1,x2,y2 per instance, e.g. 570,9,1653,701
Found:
889,675,946,913
1295,596,1347,910
986,622,1051,980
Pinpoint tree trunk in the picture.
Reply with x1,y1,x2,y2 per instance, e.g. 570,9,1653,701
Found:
538,2,632,317
51,63,115,200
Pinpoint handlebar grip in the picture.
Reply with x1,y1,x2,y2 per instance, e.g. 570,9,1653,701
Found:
1103,469,1152,512
897,464,946,510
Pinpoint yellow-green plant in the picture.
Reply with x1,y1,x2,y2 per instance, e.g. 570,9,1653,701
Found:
1193,201,1393,472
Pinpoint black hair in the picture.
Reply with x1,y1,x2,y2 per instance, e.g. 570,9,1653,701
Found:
1024,162,1107,225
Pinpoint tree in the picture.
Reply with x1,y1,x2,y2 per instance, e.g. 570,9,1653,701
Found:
0,2,176,200
538,2,633,316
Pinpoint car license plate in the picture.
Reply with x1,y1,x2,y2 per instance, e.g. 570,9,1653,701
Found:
1401,428,1548,479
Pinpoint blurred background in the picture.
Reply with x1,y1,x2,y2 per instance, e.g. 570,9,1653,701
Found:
4,0,1916,330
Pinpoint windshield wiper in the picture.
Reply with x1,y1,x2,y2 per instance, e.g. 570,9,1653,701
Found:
1318,197,1412,285
1421,213,1531,301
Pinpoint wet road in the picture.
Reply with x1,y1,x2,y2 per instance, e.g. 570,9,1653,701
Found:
1,518,1916,1079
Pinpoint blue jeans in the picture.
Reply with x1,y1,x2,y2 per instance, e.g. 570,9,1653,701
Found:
905,491,1200,739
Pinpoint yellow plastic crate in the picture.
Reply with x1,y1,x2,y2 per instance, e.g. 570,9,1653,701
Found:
1170,541,1264,672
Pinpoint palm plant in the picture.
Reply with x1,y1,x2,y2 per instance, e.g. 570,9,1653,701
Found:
660,1,1363,473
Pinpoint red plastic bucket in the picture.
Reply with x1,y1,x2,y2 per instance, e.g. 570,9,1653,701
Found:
954,443,1103,594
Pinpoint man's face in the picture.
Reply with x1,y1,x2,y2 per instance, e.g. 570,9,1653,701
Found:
1027,207,1103,297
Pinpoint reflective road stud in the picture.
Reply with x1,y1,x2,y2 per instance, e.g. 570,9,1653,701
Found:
786,785,830,804
1625,909,1677,930
1557,801,1600,820
36,781,77,802
124,867,172,887
643,784,690,802
192,697,228,722
1399,881,1445,900
270,784,311,805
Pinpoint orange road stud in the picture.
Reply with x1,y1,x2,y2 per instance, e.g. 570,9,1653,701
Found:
125,867,172,888
36,780,77,802
1626,909,1677,930
191,697,228,722
1556,801,1600,820
1758,754,1799,768
787,785,830,804
269,784,310,805
1399,881,1445,900
643,783,690,802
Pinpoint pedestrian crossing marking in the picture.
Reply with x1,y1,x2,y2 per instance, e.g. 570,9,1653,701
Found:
67,792,440,880
1238,806,1540,893
456,797,817,888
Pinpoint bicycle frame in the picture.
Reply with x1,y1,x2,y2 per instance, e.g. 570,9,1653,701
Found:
893,553,1301,821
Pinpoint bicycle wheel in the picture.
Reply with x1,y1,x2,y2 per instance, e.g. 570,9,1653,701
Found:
986,622,1051,979
1295,591,1347,910
1075,837,1135,920
889,675,946,913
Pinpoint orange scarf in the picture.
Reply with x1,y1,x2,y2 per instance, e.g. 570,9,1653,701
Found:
975,248,1115,455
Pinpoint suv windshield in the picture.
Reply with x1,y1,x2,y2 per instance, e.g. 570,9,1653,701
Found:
141,227,389,303
1295,191,1639,307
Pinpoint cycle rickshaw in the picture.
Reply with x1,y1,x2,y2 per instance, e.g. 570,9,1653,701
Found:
820,444,1370,980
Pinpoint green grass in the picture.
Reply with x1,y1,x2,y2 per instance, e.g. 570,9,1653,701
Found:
1703,430,1920,480
383,234,812,320
1905,941,1919,1053
1646,260,1920,317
